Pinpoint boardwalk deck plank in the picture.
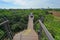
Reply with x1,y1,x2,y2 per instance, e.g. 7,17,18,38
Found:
13,14,38,40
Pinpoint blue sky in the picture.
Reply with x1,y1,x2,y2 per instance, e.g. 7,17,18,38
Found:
0,0,60,9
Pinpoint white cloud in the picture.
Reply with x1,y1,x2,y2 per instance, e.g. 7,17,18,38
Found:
2,0,12,2
1,0,50,8
2,0,48,5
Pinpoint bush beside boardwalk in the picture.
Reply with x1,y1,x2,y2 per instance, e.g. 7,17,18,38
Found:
0,9,60,40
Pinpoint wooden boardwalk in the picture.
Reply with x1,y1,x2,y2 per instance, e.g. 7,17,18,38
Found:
13,14,38,40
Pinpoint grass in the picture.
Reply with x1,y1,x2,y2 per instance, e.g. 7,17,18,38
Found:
44,14,60,40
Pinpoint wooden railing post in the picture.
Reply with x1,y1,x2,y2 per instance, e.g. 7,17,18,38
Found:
40,25,42,40
38,16,44,40
38,25,42,40
0,17,13,40
4,20,13,40
3,17,13,40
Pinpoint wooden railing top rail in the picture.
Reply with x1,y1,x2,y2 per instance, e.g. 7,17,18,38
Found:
0,20,9,26
39,20,54,40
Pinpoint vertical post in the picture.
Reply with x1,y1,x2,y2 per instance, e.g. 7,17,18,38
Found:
3,17,13,40
38,15,44,40
38,25,42,40
40,25,42,40
40,15,44,23
7,21,13,40
4,21,13,40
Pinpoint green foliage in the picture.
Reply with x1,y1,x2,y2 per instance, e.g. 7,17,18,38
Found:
34,23,40,32
0,29,4,38
0,9,60,40
44,14,60,40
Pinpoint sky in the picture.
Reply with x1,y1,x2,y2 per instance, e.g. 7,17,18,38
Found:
0,0,60,9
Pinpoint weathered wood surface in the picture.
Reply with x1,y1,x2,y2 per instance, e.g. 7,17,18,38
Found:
13,14,38,40
39,20,54,40
0,20,8,26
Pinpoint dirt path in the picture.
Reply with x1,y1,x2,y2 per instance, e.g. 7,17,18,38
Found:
49,11,60,17
13,15,38,40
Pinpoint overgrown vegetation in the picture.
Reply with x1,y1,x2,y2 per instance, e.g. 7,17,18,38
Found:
0,9,60,40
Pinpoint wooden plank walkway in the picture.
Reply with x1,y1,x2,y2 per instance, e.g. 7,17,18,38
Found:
13,14,38,40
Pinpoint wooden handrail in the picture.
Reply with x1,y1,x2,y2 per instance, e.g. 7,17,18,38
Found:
39,20,54,40
0,20,9,26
